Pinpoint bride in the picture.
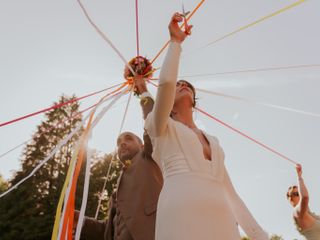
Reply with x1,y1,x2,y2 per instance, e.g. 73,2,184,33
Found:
144,12,269,240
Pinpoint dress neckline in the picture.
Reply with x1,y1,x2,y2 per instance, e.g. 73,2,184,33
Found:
174,119,213,162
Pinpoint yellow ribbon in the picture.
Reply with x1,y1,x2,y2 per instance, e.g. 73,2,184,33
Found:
206,0,306,46
51,142,81,239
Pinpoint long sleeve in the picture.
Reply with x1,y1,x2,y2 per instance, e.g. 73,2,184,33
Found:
140,96,154,158
148,41,182,137
223,165,269,240
81,194,116,240
140,95,154,120
80,217,107,240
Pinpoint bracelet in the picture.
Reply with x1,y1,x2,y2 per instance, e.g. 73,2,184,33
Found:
139,92,153,105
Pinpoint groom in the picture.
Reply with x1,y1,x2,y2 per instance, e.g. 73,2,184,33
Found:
78,76,163,240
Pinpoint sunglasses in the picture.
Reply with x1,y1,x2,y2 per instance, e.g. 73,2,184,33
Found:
288,192,299,198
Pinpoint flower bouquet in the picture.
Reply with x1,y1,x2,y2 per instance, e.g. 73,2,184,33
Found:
124,56,154,81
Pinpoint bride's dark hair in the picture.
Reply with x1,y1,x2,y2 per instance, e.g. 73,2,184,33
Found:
177,80,197,107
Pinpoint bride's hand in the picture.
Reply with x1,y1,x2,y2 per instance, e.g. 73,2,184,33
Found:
169,12,193,43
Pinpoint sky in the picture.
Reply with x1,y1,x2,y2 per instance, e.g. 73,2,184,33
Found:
1,0,320,239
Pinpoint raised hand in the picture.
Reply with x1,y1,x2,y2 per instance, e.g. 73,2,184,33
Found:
169,12,193,43
133,75,148,95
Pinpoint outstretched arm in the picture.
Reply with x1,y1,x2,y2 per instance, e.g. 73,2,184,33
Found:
134,75,154,121
223,165,268,240
294,164,309,218
133,76,155,157
148,13,192,137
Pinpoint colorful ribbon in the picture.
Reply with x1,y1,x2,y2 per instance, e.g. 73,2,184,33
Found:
76,0,135,75
196,107,298,165
204,0,306,47
0,83,123,128
150,0,205,64
52,88,128,240
196,88,320,118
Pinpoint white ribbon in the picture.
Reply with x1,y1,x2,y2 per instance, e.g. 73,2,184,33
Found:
75,148,93,240
57,88,128,239
77,0,135,76
0,89,126,199
197,88,320,118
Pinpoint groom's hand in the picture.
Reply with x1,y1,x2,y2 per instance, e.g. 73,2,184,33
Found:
133,75,148,95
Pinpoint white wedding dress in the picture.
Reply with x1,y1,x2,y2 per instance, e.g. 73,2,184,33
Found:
145,42,268,240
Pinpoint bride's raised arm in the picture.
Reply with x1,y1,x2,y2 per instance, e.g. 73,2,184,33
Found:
151,42,180,137
147,13,192,137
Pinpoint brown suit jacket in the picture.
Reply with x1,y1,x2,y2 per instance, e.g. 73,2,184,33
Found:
81,97,163,240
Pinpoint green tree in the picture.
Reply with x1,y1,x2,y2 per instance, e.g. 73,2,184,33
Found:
83,151,122,220
0,95,123,240
0,95,83,240
0,174,8,193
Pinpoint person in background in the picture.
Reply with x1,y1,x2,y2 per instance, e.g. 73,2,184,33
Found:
287,164,320,239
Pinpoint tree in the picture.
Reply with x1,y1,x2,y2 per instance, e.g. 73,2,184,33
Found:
0,174,8,193
0,95,83,240
83,151,122,220
0,95,123,240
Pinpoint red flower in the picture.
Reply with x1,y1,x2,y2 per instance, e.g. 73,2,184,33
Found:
124,56,154,80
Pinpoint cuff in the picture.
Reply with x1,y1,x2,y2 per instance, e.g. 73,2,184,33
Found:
139,91,153,99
